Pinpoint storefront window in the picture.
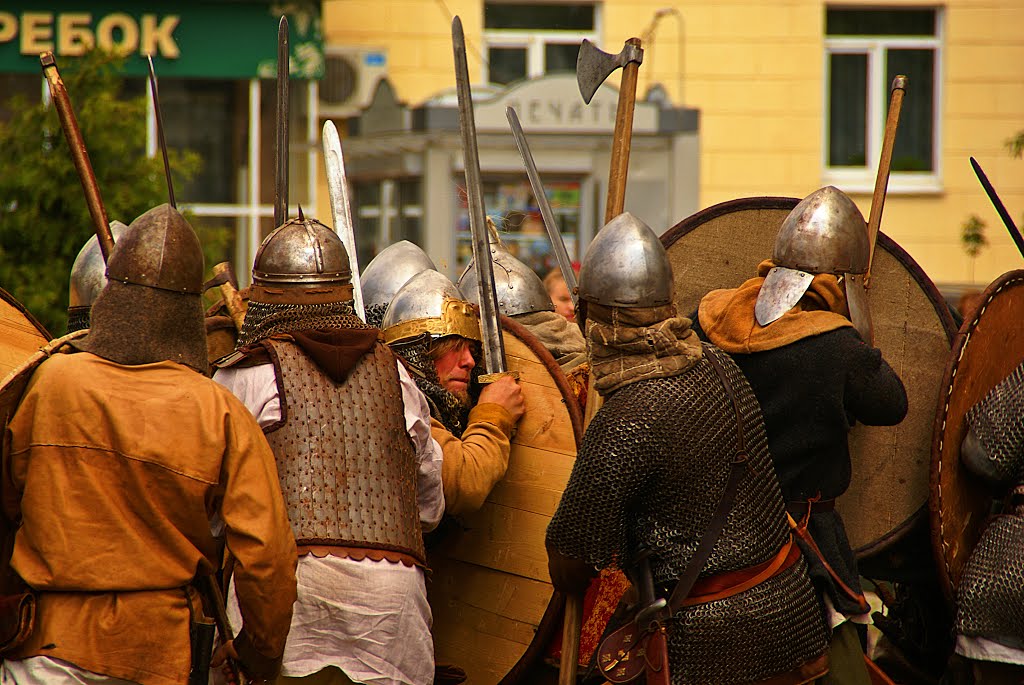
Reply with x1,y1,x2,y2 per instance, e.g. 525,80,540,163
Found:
455,177,580,277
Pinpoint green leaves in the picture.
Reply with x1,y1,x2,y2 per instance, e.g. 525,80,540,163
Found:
0,50,220,335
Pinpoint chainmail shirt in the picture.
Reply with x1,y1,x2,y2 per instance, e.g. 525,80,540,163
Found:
965,361,1024,485
547,343,828,683
957,513,1024,650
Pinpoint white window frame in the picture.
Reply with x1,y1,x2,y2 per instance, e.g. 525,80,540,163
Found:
822,9,943,194
482,3,601,84
145,79,320,286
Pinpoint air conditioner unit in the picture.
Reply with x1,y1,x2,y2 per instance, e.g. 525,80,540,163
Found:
319,46,388,118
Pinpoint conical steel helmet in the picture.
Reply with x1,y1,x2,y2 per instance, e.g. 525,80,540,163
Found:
69,220,129,308
755,186,869,327
106,204,204,294
253,216,350,286
382,270,480,346
578,211,674,308
361,240,437,311
458,240,554,316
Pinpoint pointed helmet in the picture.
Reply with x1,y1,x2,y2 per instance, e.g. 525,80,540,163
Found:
578,211,674,308
382,270,480,346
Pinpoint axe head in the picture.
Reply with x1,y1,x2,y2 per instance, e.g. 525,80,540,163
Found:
576,38,643,105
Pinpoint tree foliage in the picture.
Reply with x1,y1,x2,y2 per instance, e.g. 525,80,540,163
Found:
1007,130,1024,159
0,51,225,335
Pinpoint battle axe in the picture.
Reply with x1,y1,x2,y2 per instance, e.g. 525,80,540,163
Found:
577,38,643,223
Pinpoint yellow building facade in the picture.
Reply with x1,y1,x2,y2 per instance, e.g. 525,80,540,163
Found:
322,0,1024,292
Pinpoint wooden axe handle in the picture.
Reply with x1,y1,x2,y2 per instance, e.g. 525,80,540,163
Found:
212,263,247,331
558,593,584,685
866,75,907,280
605,38,643,224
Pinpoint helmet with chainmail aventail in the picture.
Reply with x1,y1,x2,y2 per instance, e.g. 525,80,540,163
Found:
755,186,869,328
360,240,437,328
236,215,368,348
458,239,554,317
67,220,129,333
578,211,674,311
382,269,481,434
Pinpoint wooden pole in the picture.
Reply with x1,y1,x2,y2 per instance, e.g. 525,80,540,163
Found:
604,37,642,224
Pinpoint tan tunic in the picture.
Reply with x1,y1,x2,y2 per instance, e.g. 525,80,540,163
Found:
432,403,514,515
2,352,297,685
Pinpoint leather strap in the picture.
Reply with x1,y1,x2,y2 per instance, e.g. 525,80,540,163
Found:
666,350,750,614
786,497,836,518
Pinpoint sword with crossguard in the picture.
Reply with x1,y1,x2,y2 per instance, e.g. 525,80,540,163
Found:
452,16,512,381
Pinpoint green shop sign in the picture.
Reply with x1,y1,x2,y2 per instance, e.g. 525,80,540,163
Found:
0,1,322,79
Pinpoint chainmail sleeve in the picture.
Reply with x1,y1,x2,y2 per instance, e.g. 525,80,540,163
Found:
546,384,661,570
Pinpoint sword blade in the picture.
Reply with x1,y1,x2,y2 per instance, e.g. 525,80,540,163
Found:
274,15,290,229
970,156,1024,259
323,120,365,318
506,106,578,308
147,55,176,209
453,16,506,374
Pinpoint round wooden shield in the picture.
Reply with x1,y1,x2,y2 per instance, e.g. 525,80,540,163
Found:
429,316,582,685
930,270,1024,607
0,288,50,381
661,197,956,558
0,331,85,441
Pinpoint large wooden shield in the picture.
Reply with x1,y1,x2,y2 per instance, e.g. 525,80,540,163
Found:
429,315,582,684
0,331,85,438
0,288,50,379
661,197,956,558
930,270,1024,607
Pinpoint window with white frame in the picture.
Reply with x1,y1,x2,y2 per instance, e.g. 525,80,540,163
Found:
483,3,599,85
825,8,941,192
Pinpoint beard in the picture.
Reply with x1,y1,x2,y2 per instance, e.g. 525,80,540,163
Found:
449,387,471,407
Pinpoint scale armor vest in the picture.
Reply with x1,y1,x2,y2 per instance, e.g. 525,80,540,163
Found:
263,339,425,564
956,512,1024,649
962,361,1024,486
548,344,829,683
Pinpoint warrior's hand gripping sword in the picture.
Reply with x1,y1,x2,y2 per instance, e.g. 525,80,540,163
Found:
323,120,365,319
